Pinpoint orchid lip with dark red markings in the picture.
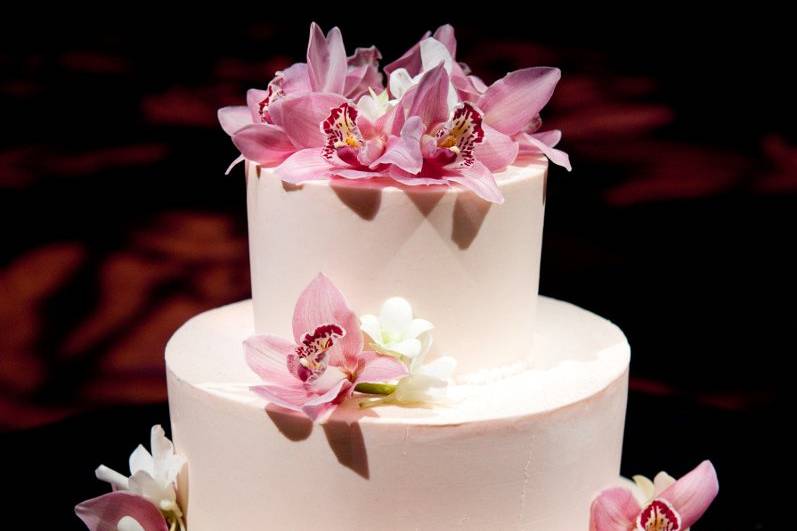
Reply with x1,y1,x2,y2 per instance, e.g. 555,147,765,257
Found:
218,22,571,202
287,323,345,383
636,499,682,531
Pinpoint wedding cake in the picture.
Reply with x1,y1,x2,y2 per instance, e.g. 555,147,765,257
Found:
75,23,719,531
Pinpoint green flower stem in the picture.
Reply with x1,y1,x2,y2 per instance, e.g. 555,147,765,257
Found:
354,382,397,395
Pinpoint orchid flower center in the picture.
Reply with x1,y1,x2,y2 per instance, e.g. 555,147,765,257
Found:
636,499,682,531
432,102,484,167
322,102,364,158
288,324,345,383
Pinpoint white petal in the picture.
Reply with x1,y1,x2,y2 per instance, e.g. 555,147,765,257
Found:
632,474,655,501
389,69,414,100
128,470,177,511
652,471,677,495
360,314,383,343
418,356,457,380
379,297,414,335
150,425,185,486
386,338,422,358
117,516,146,531
419,38,454,74
128,445,153,477
95,464,130,491
406,318,434,339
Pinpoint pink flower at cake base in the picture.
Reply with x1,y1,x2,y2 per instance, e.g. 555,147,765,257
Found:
590,460,719,531
245,274,407,420
218,22,383,171
76,492,169,531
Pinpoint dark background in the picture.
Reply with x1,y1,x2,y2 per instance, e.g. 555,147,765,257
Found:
2,9,793,529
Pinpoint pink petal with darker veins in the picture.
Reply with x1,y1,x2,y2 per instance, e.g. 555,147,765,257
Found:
75,492,168,531
589,486,641,531
231,124,296,166
447,161,504,204
406,63,451,129
478,67,561,136
474,125,519,172
516,131,572,171
355,351,408,384
244,334,297,387
371,116,425,174
218,106,252,136
307,23,347,94
275,148,334,183
269,92,347,149
659,460,719,528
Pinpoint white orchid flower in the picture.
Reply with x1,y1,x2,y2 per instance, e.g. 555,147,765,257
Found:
360,297,434,360
387,38,459,111
94,425,186,527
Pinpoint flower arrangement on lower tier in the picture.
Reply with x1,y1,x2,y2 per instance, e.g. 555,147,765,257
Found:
589,460,720,531
75,426,186,531
218,23,572,204
244,273,457,421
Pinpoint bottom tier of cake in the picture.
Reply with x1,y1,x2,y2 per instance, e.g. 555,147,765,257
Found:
166,297,630,530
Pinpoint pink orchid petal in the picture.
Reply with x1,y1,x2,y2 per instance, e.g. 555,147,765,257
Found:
388,166,450,187
478,67,561,136
292,274,363,369
446,161,505,204
433,24,457,57
231,124,296,167
517,131,572,171
269,93,347,148
251,383,310,412
244,334,297,387
246,88,268,122
330,168,384,179
474,125,519,172
659,460,719,528
384,30,431,77
356,352,408,384
275,148,334,183
345,46,383,98
279,63,312,94
75,492,168,531
406,63,450,128
304,378,350,408
371,116,425,174
468,75,488,94
589,486,641,531
307,23,347,94
218,106,252,136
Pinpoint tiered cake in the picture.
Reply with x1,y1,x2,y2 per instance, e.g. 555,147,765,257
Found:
165,23,631,531
75,23,721,531
166,163,630,531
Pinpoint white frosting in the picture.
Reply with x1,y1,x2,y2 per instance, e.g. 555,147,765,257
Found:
246,159,547,375
166,297,630,530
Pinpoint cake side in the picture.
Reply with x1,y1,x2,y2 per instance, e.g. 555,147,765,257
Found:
246,158,548,376
166,297,630,531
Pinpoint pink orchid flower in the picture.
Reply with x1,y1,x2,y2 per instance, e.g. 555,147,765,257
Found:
217,22,382,171
75,491,168,531
371,63,505,203
387,24,571,173
590,460,719,531
244,274,407,421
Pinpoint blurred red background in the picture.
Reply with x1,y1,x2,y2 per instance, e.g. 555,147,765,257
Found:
1,9,793,529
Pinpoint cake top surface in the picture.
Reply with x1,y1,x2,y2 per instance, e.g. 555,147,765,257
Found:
219,22,570,204
166,297,629,426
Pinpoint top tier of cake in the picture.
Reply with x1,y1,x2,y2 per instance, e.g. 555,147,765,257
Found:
246,158,547,376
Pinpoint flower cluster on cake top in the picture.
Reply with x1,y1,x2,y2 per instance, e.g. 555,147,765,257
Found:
218,23,571,203
244,273,456,421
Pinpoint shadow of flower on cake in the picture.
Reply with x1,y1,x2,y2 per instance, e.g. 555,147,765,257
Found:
452,190,492,249
331,180,383,221
323,404,377,479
